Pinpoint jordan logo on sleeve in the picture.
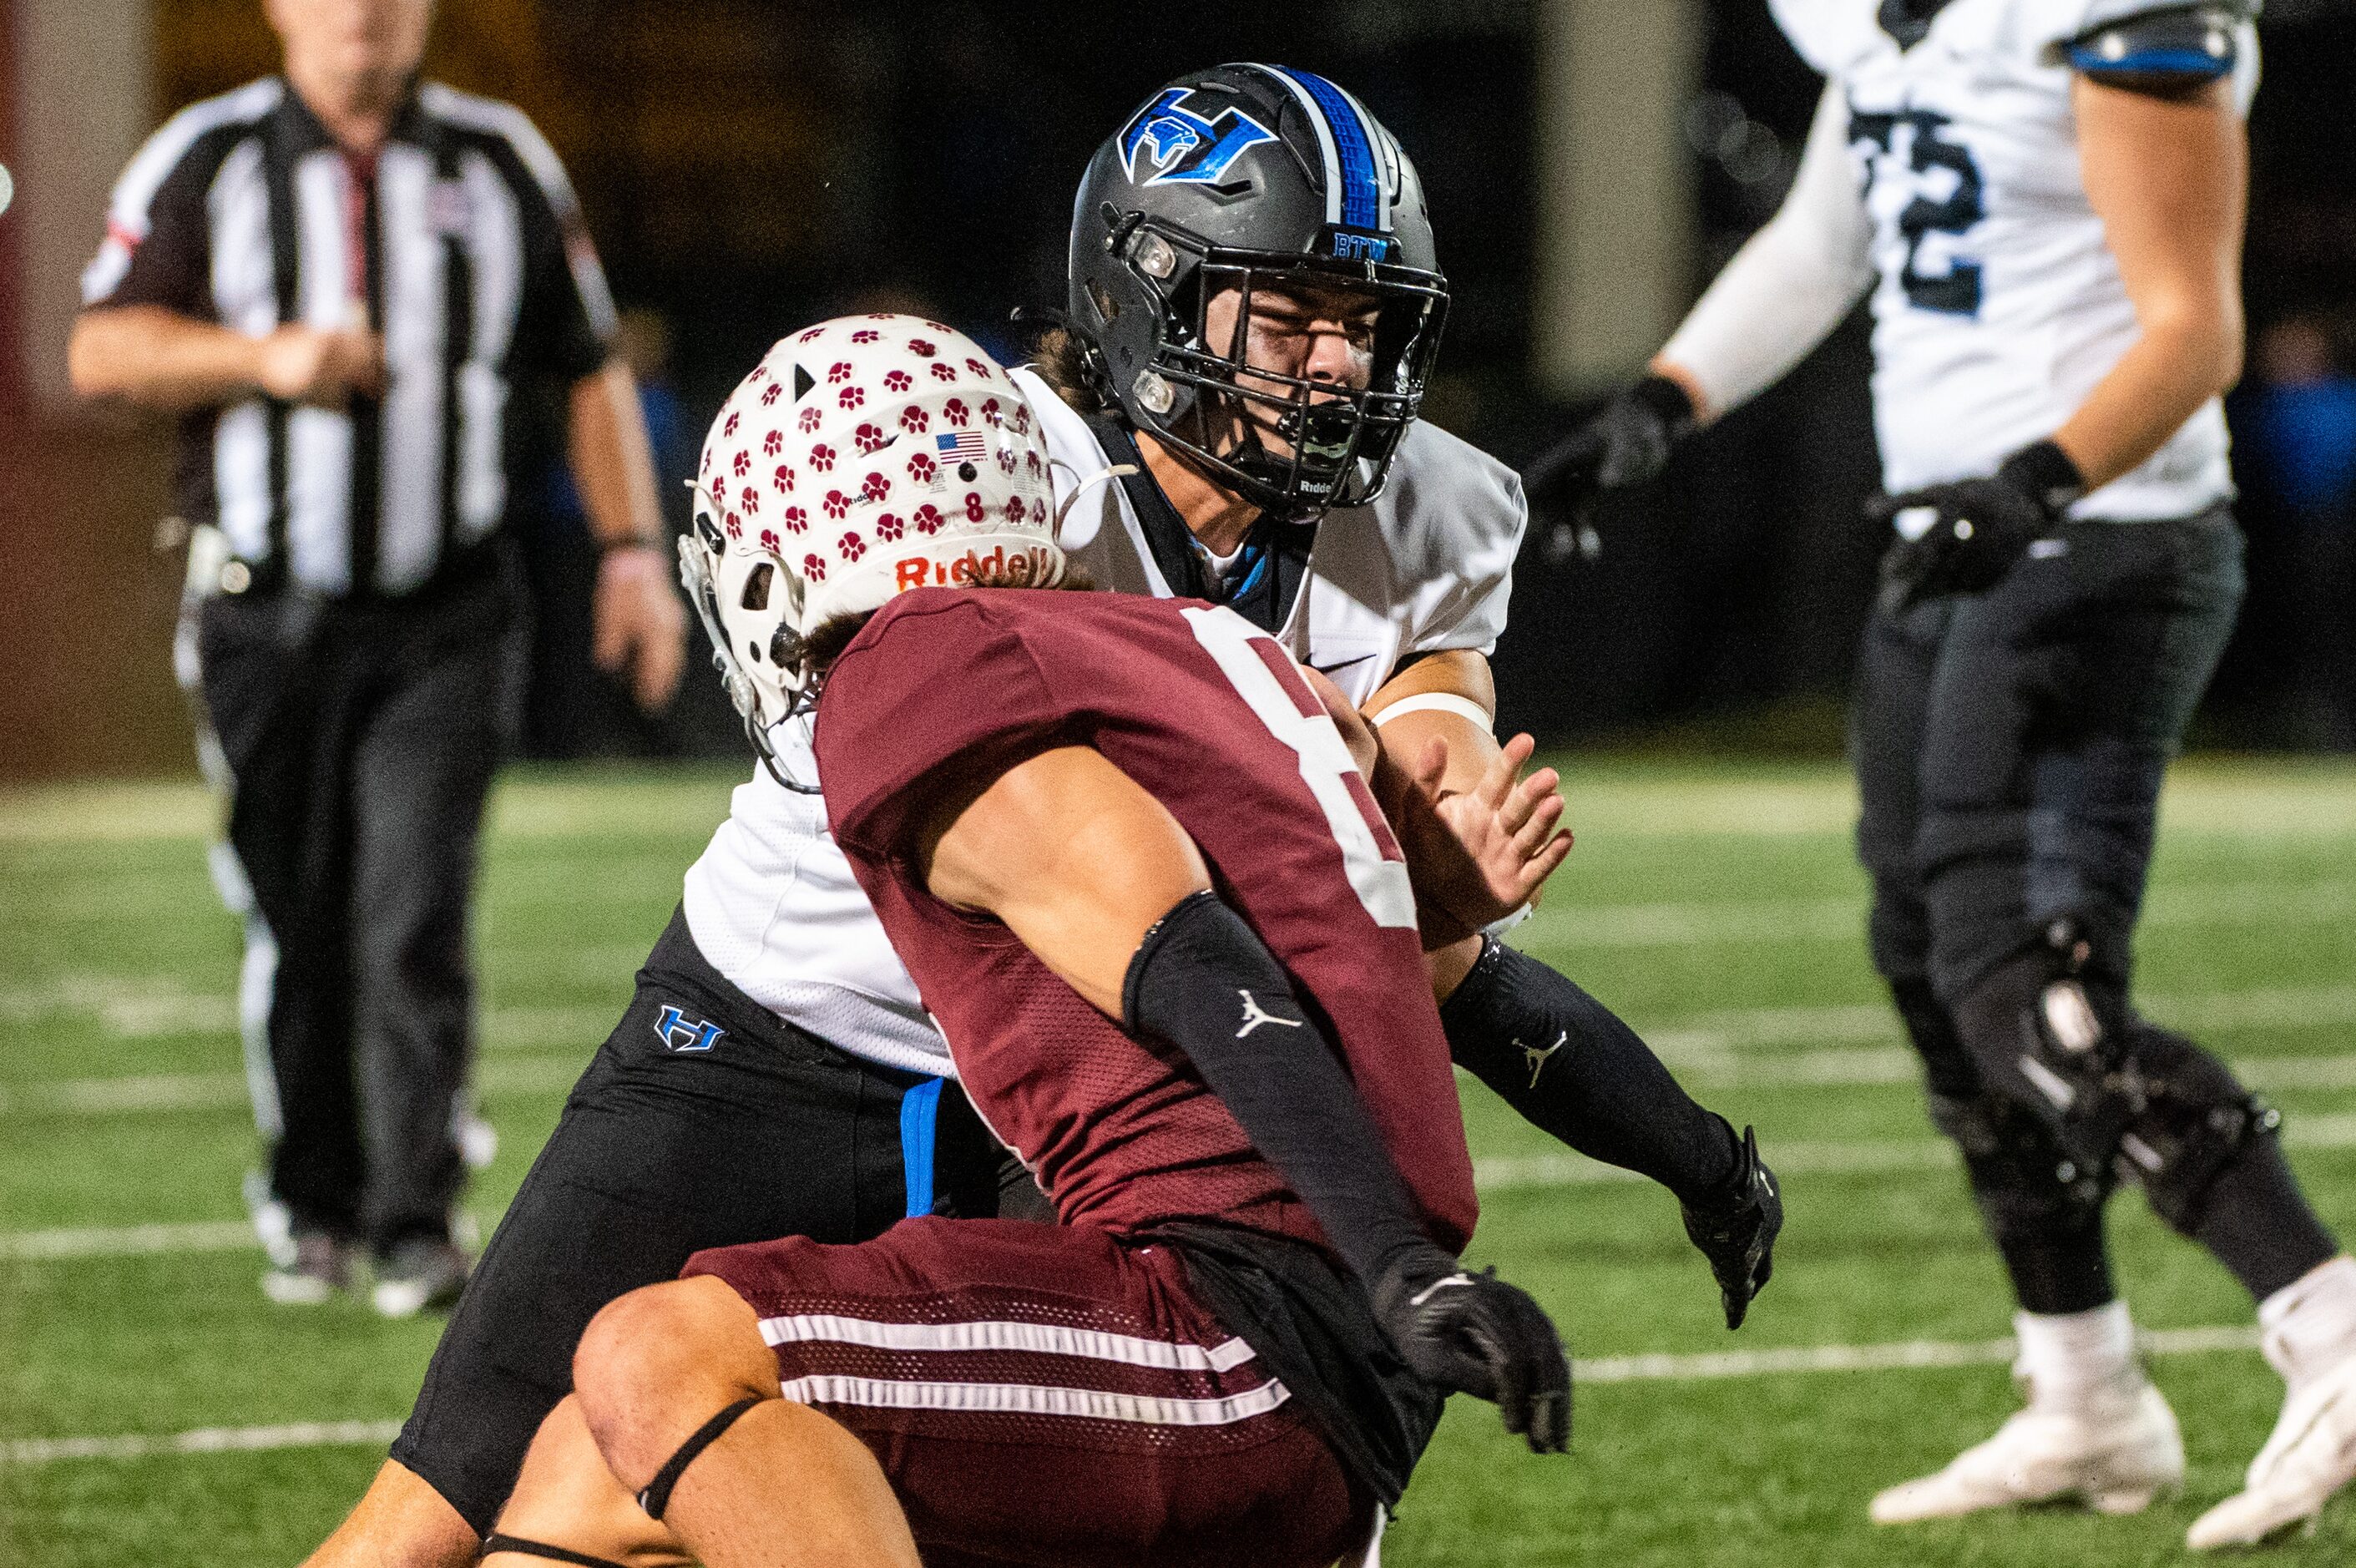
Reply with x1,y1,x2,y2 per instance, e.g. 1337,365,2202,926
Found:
1236,990,1305,1038
1519,1031,1567,1089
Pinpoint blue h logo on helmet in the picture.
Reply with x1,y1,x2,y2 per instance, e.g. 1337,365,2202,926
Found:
654,1004,725,1054
1120,88,1277,188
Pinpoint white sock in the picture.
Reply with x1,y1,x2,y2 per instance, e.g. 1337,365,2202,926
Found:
2015,1301,2138,1404
2258,1255,2356,1388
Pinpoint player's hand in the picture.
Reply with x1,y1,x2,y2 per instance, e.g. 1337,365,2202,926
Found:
1406,733,1573,932
255,324,384,405
1373,1246,1570,1454
1679,1124,1782,1331
594,542,689,711
1868,440,2082,614
1520,373,1695,511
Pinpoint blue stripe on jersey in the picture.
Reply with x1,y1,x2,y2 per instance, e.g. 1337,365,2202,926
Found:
1272,68,1381,230
2065,43,2233,78
899,1076,943,1219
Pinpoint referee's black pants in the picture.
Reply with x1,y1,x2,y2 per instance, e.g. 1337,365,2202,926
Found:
195,556,518,1257
1855,509,2335,1311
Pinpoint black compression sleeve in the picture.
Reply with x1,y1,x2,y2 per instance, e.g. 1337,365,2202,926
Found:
1440,938,1737,1201
1122,890,1433,1283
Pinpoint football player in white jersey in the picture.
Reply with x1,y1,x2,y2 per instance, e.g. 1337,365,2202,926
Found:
304,67,1779,1568
1531,0,2356,1546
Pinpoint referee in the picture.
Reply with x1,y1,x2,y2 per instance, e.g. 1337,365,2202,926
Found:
67,0,685,1316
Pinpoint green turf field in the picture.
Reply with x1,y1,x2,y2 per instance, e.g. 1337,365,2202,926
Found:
4,757,2354,1566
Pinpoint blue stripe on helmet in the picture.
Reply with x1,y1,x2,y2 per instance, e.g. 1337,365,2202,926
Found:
1272,68,1382,231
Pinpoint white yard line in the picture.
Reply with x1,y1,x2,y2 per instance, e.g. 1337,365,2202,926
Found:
1,1419,405,1465
1579,1324,2260,1384
1543,880,2353,949
16,1115,2356,1265
1474,1114,2356,1190
0,1220,260,1261
0,1325,2269,1465
0,1054,591,1116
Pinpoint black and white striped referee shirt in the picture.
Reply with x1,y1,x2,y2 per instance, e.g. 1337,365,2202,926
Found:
83,77,618,597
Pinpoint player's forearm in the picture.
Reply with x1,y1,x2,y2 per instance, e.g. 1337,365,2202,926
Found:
2051,308,2240,493
1125,890,1438,1282
68,306,266,411
1368,651,1499,798
568,359,665,549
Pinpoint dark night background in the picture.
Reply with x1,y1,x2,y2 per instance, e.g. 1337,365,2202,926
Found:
12,0,2356,775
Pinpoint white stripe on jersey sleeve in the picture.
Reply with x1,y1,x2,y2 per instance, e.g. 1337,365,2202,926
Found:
82,77,284,306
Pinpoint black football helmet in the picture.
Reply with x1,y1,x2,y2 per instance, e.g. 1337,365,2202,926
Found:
1066,64,1448,521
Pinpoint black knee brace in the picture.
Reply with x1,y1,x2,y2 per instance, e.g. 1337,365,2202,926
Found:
1927,1088,2116,1313
2111,1021,2283,1235
1928,1089,2112,1236
637,1396,763,1522
1948,920,2138,1171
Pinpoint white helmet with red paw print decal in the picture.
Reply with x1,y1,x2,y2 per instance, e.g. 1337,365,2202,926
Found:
680,313,1063,782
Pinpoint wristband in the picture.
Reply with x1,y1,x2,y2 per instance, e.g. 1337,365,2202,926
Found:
1627,372,1698,438
1369,693,1494,731
1996,440,2086,518
596,534,665,558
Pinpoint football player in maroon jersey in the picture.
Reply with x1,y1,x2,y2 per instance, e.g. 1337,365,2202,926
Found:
476,355,1585,1568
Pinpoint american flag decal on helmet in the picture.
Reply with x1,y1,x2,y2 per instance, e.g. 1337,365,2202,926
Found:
936,430,988,463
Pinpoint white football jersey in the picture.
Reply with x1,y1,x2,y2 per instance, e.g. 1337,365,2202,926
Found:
682,372,1525,1073
1771,0,2257,518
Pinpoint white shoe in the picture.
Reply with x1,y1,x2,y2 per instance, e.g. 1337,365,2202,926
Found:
2188,1344,2356,1547
1871,1376,2184,1523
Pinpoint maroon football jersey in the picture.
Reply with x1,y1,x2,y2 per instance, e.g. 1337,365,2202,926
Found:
817,587,1477,1256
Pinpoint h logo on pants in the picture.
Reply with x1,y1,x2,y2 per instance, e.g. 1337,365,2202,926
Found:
655,1004,725,1054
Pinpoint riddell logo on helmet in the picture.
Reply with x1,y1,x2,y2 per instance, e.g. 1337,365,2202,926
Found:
894,545,1056,593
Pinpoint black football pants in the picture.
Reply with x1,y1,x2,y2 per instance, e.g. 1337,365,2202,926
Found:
393,910,1006,1534
1851,510,2335,1312
195,559,518,1257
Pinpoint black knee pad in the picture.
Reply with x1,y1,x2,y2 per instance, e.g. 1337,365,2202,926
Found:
1946,919,2136,1167
2112,1021,2283,1235
1927,1090,2111,1239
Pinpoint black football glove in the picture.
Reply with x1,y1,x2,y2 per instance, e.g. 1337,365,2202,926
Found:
1679,1123,1782,1331
1868,440,2084,615
1372,1245,1570,1454
1522,373,1696,514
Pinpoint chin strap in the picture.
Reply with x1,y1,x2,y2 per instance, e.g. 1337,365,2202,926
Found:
1049,458,1140,540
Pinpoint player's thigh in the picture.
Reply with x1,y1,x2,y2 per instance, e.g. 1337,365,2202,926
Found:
1852,598,1948,975
2003,518,2243,949
682,1217,1372,1568
393,930,921,1530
